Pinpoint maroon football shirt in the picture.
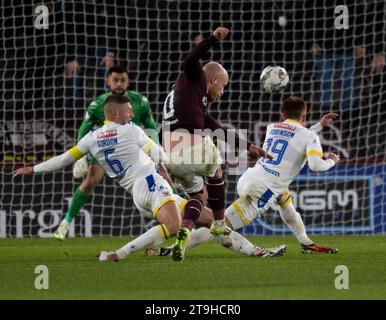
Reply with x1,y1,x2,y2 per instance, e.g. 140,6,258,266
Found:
162,35,251,148
163,35,219,133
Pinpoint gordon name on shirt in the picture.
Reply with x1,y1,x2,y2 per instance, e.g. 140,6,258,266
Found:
97,137,118,148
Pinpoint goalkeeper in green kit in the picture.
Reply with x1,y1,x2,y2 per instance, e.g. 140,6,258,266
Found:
54,66,159,240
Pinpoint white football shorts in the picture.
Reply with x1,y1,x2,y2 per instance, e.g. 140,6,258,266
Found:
167,136,222,194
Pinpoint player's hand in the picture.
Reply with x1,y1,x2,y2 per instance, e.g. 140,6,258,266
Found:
248,144,273,159
13,166,34,177
73,156,89,179
327,153,340,164
320,112,339,127
100,51,115,69
213,27,230,41
371,53,385,73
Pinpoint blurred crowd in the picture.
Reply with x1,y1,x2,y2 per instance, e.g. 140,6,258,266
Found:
1,0,385,160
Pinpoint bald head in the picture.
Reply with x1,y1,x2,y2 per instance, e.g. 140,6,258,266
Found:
203,62,229,102
203,62,228,79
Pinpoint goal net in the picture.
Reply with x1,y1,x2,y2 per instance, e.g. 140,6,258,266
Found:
1,0,385,237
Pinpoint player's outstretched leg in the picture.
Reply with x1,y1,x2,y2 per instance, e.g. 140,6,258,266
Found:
99,223,173,261
218,200,287,257
278,194,338,254
54,164,104,240
147,202,287,259
146,226,287,258
216,229,287,258
171,199,202,261
207,174,231,236
100,200,181,261
146,227,287,258
146,226,213,256
53,186,90,240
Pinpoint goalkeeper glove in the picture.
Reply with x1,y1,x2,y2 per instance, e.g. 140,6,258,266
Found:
73,156,89,179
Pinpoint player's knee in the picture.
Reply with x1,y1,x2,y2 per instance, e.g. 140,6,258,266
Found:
238,196,253,208
214,167,223,179
189,189,207,204
80,178,94,193
155,201,181,235
82,176,98,191
278,190,292,207
84,171,104,189
236,196,258,220
87,166,104,185
165,218,180,235
196,206,214,227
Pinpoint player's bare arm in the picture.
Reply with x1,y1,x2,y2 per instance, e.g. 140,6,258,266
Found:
248,144,273,159
320,112,339,127
13,166,34,176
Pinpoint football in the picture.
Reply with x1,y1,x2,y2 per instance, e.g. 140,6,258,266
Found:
260,66,289,94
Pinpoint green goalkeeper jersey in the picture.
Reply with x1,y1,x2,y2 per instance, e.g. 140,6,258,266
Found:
76,90,159,143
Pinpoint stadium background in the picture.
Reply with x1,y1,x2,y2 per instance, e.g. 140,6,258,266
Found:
1,0,385,237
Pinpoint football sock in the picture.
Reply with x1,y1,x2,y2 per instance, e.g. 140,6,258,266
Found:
207,177,225,220
221,200,251,230
186,227,213,249
64,187,91,223
279,201,313,246
116,224,170,259
215,230,258,256
181,199,202,230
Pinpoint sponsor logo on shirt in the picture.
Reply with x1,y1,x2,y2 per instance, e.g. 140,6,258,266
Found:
97,130,117,139
274,123,296,131
260,163,280,177
202,96,208,107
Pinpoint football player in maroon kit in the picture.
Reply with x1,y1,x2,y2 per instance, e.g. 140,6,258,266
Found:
162,27,270,261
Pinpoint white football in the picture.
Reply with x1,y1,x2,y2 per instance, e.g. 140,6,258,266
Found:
260,66,289,94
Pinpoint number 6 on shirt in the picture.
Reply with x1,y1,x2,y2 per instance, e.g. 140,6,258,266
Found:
104,149,124,175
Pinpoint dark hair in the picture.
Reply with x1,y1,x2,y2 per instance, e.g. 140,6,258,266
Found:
105,94,131,105
106,65,129,77
281,96,307,119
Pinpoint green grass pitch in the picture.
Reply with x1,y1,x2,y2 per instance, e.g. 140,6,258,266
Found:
1,235,385,300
